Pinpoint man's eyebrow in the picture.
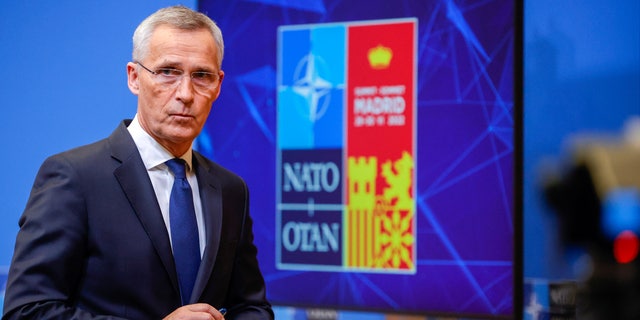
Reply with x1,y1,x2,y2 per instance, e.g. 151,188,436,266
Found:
193,65,217,73
157,61,216,72
156,61,182,68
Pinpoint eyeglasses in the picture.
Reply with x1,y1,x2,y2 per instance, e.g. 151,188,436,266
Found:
135,61,221,92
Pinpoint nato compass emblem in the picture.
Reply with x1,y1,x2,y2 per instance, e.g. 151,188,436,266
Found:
291,52,334,123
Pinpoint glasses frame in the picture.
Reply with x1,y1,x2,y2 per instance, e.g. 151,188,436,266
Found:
134,61,221,92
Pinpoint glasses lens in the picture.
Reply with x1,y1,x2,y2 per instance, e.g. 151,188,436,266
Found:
155,68,183,85
191,72,219,89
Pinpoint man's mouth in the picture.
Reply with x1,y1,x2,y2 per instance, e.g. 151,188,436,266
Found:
170,113,193,119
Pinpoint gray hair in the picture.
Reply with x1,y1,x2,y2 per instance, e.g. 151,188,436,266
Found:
132,5,224,68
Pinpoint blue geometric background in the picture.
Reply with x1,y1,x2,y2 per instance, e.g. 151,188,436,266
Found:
199,0,515,317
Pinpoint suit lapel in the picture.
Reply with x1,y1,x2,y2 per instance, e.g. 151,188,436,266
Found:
191,152,223,302
109,121,180,296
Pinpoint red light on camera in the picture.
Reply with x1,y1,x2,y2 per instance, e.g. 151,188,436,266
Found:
613,230,639,264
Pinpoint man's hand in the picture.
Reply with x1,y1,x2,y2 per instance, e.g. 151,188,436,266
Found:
163,303,225,320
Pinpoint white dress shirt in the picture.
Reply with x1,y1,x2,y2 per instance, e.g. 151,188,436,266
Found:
127,115,206,257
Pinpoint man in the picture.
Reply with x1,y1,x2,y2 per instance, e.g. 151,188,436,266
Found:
2,5,273,320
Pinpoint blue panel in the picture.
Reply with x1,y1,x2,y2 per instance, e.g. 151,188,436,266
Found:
278,25,345,149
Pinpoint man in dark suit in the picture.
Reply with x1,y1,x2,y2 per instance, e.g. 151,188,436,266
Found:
2,5,273,320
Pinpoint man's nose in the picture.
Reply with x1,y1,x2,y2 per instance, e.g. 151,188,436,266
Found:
175,75,195,102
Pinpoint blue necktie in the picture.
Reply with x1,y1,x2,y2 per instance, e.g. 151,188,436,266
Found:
166,158,201,305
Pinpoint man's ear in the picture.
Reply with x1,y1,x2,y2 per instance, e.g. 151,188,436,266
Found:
126,62,140,95
211,70,225,100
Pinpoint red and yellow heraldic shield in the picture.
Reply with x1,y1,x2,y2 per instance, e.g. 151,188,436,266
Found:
345,20,416,272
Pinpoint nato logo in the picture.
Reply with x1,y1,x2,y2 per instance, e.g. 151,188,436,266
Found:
276,19,417,273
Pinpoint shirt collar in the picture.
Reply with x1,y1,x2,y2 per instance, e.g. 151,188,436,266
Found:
127,114,193,172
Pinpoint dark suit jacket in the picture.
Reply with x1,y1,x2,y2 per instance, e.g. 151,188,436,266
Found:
2,120,273,320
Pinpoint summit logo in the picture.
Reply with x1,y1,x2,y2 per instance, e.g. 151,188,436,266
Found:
277,19,417,273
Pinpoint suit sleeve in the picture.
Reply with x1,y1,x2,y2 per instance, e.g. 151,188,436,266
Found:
2,155,126,320
224,182,274,320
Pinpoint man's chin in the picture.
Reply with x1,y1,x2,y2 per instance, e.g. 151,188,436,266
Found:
164,127,198,143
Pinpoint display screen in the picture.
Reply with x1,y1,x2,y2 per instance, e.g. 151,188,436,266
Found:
199,0,518,317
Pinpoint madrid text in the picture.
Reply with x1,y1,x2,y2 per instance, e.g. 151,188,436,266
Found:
353,85,407,127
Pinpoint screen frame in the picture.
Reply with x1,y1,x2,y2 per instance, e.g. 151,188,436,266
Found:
199,1,523,318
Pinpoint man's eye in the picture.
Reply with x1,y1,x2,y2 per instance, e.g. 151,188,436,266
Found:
157,68,182,76
192,72,214,81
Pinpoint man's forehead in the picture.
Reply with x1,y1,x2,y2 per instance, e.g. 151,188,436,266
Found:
148,27,217,57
